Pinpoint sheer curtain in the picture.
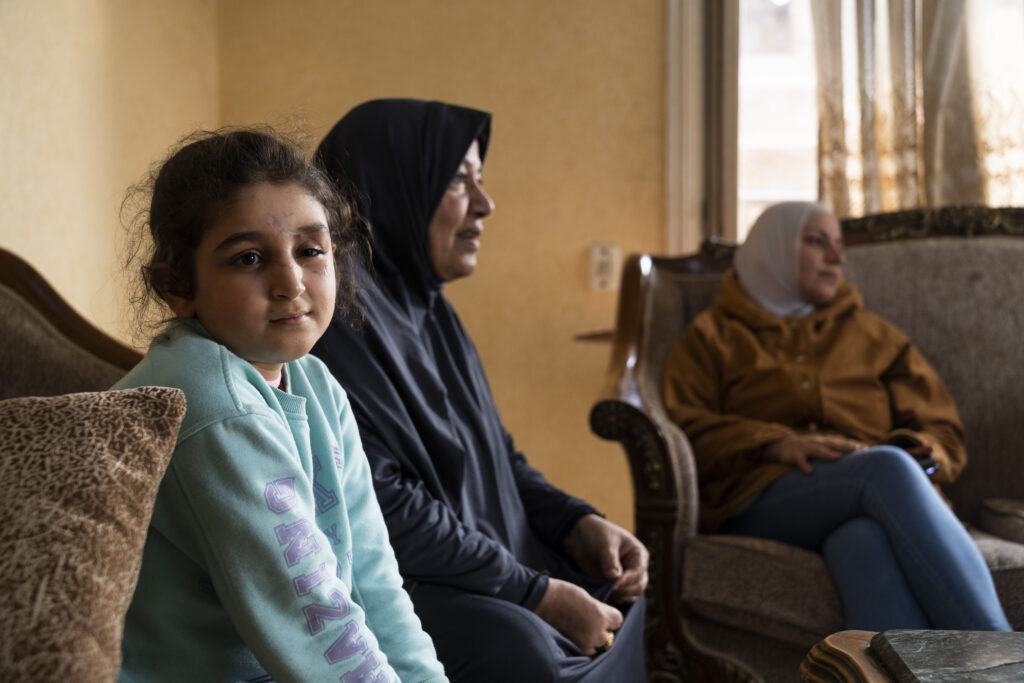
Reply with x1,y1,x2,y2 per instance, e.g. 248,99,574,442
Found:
811,0,1024,218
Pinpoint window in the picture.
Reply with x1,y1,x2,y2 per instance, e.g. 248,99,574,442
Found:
737,0,817,240
667,0,1024,251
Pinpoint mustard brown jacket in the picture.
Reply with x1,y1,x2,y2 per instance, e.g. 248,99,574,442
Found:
663,272,966,533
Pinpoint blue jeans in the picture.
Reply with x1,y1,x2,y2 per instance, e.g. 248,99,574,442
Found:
722,446,1011,631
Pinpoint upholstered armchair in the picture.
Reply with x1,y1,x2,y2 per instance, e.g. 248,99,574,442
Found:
589,207,1024,682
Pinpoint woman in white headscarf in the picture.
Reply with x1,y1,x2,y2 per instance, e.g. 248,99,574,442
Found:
663,201,1010,631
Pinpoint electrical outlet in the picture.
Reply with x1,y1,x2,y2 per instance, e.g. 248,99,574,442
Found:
589,242,621,291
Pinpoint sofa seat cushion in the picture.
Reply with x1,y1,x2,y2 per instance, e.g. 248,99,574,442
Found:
681,534,844,648
0,387,185,683
969,526,1024,630
977,498,1024,546
682,528,1024,647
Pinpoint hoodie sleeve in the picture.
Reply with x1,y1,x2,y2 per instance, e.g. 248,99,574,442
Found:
664,319,797,475
334,397,448,683
881,336,967,484
662,316,795,526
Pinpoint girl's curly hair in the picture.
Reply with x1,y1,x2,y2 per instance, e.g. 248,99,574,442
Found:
122,126,369,342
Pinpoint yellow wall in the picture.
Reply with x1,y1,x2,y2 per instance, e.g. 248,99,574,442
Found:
0,0,219,336
2,0,666,529
217,0,666,527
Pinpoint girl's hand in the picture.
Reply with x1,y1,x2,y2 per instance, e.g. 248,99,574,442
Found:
534,578,624,655
563,514,649,604
764,434,867,474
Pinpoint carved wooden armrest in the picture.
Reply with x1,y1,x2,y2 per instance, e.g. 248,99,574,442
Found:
591,395,682,507
590,391,730,681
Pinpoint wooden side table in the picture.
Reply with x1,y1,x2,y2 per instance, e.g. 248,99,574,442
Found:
800,630,891,682
802,629,1024,682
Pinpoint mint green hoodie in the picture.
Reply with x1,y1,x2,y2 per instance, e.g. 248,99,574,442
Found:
114,319,446,683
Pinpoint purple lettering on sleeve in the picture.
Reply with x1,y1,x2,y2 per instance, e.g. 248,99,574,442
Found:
323,523,342,546
323,620,369,665
303,589,351,635
337,652,387,682
274,519,321,567
293,562,331,597
312,455,340,515
264,477,298,514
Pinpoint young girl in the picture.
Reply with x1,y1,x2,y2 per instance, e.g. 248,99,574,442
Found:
114,128,448,683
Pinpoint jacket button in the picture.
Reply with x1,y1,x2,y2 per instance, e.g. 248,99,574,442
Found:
796,354,806,363
801,380,811,390
808,422,818,431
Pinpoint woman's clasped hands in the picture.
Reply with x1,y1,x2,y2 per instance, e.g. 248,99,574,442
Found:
534,514,649,655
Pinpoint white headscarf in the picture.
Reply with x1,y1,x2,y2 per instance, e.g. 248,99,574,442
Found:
733,201,832,319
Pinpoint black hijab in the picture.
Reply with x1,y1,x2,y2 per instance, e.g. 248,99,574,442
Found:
312,99,596,607
316,98,490,307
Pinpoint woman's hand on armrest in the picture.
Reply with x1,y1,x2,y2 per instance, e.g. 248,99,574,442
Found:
764,434,867,474
533,578,623,655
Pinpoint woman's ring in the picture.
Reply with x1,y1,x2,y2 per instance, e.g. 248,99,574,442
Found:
596,632,615,653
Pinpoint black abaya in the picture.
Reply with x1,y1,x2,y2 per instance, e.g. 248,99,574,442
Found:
312,98,645,682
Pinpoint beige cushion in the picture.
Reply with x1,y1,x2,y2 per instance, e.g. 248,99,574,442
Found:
681,535,845,648
0,387,185,683
978,498,1024,546
969,527,1024,629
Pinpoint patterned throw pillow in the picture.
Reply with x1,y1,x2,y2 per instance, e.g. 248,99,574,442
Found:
0,387,185,682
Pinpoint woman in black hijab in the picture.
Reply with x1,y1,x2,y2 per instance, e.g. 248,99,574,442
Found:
312,99,647,682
